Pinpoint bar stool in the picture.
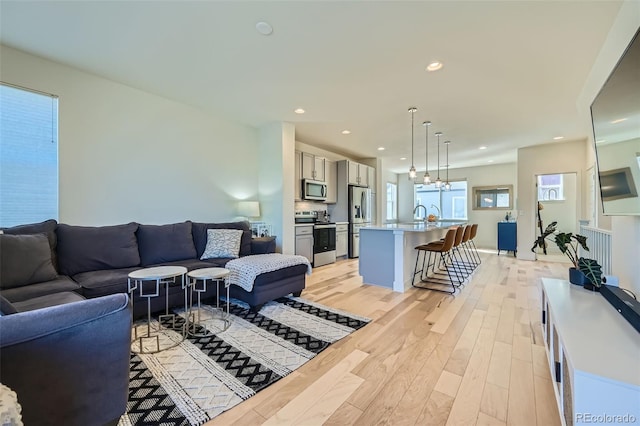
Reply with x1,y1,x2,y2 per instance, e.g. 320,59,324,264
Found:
469,224,481,264
412,227,460,294
457,225,479,271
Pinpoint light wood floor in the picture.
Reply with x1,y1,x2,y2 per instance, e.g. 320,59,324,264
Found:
206,250,566,426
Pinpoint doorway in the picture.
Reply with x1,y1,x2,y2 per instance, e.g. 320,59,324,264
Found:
534,172,578,259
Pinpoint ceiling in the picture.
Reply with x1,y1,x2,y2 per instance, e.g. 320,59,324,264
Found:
0,1,624,173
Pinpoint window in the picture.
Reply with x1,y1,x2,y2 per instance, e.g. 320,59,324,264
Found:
0,84,58,227
537,174,564,201
386,182,397,221
472,185,513,210
414,180,468,220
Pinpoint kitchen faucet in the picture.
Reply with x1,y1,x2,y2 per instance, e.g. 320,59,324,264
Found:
413,204,427,221
430,204,441,218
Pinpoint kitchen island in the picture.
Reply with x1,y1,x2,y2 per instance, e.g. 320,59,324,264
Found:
359,221,465,292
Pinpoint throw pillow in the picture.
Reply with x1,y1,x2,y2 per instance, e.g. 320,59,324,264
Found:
200,229,243,259
136,222,197,266
1,219,58,270
0,233,58,289
191,221,252,258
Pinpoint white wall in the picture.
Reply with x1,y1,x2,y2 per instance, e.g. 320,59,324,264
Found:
398,162,517,250
577,0,640,293
517,140,587,261
259,122,295,254
1,45,261,226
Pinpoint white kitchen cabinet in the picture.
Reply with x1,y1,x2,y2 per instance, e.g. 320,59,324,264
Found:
295,225,314,264
324,159,337,204
541,278,640,425
347,160,372,187
336,223,348,257
367,165,376,193
347,161,360,185
294,150,302,201
301,152,326,182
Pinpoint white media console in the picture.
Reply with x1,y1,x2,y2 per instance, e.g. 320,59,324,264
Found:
541,278,640,426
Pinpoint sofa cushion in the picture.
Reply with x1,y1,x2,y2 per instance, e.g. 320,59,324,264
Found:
1,295,18,315
0,276,81,303
201,229,243,259
11,291,86,313
57,222,140,276
0,234,58,289
73,267,140,299
137,222,197,266
1,219,58,270
192,221,251,258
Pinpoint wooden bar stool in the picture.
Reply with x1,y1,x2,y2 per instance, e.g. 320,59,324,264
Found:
412,227,460,294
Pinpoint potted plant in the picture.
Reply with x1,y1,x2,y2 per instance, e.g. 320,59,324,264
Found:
532,222,603,290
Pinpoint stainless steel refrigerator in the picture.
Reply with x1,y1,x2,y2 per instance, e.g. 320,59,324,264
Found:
348,185,371,258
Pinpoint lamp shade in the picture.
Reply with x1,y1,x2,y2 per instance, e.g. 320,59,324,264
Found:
237,201,260,218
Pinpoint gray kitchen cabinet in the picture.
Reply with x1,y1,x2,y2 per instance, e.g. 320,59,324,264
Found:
294,225,314,264
336,223,348,257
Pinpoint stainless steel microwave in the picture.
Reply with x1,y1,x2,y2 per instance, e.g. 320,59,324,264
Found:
302,179,327,201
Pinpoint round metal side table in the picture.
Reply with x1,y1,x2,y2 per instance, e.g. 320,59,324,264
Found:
186,267,231,337
128,265,188,354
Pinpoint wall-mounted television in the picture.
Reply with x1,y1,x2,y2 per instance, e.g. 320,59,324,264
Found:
590,27,640,216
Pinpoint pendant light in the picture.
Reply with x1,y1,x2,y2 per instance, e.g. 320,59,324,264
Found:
434,131,442,188
408,107,417,180
444,140,451,191
422,121,431,184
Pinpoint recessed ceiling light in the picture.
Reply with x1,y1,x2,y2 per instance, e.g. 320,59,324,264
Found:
377,147,385,151
400,157,407,160
479,146,487,150
610,118,627,124
255,21,273,36
294,108,305,114
426,61,443,72
553,136,564,140
487,160,494,163
341,130,351,135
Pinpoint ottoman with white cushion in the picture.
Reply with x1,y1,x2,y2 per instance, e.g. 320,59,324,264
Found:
225,254,312,311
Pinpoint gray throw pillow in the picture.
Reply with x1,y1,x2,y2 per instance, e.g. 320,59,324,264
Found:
200,229,243,259
0,233,58,289
1,219,58,270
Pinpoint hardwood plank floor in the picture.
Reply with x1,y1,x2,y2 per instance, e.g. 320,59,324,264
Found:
207,251,564,426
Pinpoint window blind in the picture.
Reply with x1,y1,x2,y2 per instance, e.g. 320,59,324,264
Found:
0,83,59,227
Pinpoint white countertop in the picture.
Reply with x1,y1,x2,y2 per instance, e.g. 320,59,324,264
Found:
362,221,466,232
294,223,314,227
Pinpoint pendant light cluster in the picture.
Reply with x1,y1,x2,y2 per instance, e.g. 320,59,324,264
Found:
407,107,452,191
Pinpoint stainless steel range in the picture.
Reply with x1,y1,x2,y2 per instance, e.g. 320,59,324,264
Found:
295,211,336,267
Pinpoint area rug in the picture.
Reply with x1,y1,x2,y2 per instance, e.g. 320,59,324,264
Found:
118,296,370,426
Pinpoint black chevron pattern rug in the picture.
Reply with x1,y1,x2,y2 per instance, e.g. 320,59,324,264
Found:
118,296,370,426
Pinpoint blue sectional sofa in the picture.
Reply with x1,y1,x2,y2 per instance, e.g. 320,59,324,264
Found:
0,219,307,317
0,293,132,426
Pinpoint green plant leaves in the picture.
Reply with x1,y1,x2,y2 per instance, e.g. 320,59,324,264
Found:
578,257,602,287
